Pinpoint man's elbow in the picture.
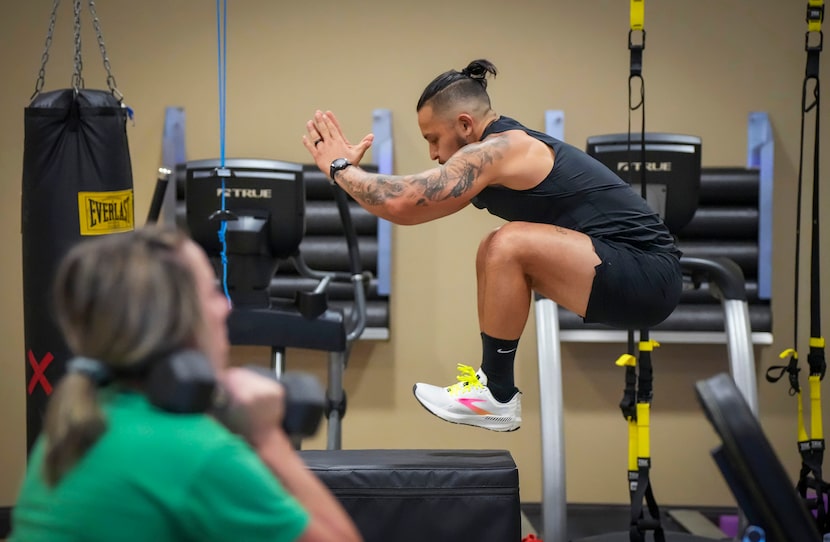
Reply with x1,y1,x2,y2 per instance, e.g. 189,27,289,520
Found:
378,200,425,226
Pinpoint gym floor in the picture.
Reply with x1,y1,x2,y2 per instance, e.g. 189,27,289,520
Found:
520,503,735,540
0,502,739,540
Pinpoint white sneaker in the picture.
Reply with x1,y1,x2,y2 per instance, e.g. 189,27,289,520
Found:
412,364,521,432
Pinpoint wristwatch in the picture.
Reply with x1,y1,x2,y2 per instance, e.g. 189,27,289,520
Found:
329,158,352,183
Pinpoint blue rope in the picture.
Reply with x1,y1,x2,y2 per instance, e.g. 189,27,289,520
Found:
216,0,231,307
217,0,227,167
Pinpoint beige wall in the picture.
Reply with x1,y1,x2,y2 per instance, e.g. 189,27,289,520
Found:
1,0,828,510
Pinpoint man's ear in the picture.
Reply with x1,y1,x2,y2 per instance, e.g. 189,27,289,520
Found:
456,113,475,137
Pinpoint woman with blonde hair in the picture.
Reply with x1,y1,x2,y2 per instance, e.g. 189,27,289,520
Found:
11,226,361,542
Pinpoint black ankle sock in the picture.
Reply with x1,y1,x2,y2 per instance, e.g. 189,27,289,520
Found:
480,332,520,402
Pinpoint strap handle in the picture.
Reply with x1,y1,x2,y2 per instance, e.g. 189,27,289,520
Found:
766,349,800,394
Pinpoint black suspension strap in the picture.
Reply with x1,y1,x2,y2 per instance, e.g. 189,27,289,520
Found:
766,1,829,534
615,3,665,541
617,339,665,542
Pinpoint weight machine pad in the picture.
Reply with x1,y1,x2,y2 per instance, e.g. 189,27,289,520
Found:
299,449,521,542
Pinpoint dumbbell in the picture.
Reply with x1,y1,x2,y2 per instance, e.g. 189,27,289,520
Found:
145,350,326,438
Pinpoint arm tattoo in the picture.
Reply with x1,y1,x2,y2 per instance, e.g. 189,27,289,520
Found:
339,136,507,207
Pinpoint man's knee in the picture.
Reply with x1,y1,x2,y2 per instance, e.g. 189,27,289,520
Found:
478,223,529,266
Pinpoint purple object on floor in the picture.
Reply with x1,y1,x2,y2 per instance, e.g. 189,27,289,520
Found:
721,492,830,538
719,515,739,538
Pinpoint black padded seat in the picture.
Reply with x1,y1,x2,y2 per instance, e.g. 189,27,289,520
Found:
227,305,346,352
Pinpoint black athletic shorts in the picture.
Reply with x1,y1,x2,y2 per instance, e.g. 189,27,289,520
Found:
583,238,683,329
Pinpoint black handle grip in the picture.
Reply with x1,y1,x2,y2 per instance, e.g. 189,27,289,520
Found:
243,367,326,438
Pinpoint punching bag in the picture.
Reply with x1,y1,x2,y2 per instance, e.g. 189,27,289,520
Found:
22,1,134,452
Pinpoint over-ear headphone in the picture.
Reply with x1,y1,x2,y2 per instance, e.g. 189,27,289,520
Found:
144,349,218,414
74,350,326,438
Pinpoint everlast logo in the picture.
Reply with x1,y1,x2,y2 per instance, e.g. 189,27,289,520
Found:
88,196,131,227
77,189,135,236
216,188,273,199
617,161,672,172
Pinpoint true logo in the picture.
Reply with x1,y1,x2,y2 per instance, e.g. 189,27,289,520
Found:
215,188,273,199
616,161,672,172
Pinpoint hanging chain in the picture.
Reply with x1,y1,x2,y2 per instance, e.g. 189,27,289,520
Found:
31,0,62,100
71,0,84,91
88,0,122,100
31,0,123,100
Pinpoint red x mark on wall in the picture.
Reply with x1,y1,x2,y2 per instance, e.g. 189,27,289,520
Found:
27,350,54,395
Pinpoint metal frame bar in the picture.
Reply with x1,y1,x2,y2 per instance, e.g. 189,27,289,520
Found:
535,297,568,542
160,106,186,226
557,329,773,346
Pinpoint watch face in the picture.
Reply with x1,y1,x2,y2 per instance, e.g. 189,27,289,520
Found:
330,158,351,180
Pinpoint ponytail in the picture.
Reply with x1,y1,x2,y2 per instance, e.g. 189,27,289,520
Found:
460,59,498,89
42,373,107,486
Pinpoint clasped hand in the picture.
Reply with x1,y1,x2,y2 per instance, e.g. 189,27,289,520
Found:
219,367,286,447
303,110,374,177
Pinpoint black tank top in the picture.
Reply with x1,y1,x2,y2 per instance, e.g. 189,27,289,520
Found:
470,116,680,256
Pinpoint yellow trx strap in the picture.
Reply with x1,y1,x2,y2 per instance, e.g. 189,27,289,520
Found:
778,337,825,449
810,339,826,444
630,0,645,31
778,348,813,449
811,375,824,440
808,0,824,33
628,418,639,473
616,339,664,542
637,402,651,463
799,390,810,443
635,340,657,466
615,343,659,475
616,354,639,473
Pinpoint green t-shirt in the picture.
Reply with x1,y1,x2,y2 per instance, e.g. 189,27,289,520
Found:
10,391,309,542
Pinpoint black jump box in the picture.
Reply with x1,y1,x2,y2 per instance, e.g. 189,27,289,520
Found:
299,449,521,542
